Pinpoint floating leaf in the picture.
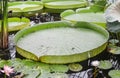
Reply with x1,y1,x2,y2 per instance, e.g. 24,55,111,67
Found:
109,39,119,44
68,63,82,72
0,60,10,67
61,9,106,28
8,1,43,12
90,0,107,12
98,60,112,69
60,9,75,18
76,7,93,13
21,59,37,68
50,64,68,73
15,21,109,64
8,1,43,17
62,12,106,27
0,17,30,32
109,70,120,78
22,68,41,78
38,72,68,78
108,45,120,54
43,0,88,9
36,62,51,72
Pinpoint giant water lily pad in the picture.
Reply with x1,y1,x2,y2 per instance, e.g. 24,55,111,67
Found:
44,1,87,9
60,9,106,28
8,1,43,17
14,21,109,64
42,0,88,13
0,17,30,32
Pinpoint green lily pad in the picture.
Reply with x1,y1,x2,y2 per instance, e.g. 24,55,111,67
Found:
108,45,120,54
109,70,120,78
44,0,87,9
0,59,70,78
0,17,30,32
61,10,106,28
50,64,68,73
38,72,68,78
0,59,41,78
68,63,82,72
98,60,112,69
109,39,119,45
22,68,41,78
0,60,11,67
60,10,75,18
90,0,107,12
8,1,43,17
42,0,87,13
76,7,93,13
14,21,109,64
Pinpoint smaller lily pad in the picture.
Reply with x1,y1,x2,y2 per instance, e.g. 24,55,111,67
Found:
50,64,68,73
21,68,41,78
60,10,106,28
60,9,75,18
90,0,107,12
109,39,119,45
76,7,93,13
39,72,68,78
98,60,112,69
8,1,43,12
8,1,43,17
109,70,120,78
108,45,120,54
21,59,37,67
68,63,82,72
0,17,30,32
0,60,10,67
